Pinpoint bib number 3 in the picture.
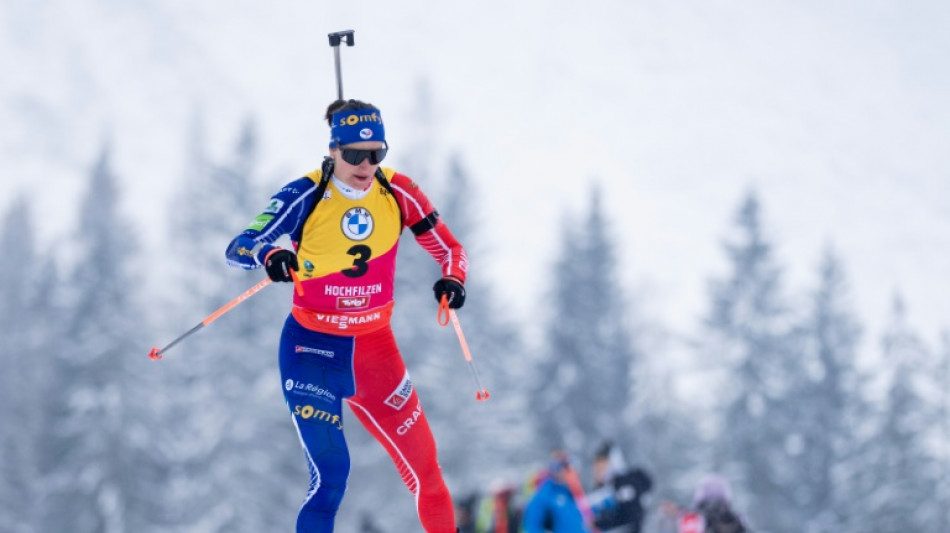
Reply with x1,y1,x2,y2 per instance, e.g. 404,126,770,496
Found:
342,245,372,278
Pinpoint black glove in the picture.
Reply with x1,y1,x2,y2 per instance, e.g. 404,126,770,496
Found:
433,277,465,309
264,249,299,282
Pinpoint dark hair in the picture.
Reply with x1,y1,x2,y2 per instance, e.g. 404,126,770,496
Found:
595,440,614,460
325,99,379,126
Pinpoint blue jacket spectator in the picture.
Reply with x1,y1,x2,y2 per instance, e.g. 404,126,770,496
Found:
522,453,592,533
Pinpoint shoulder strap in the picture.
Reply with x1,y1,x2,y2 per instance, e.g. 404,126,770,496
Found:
374,167,404,227
296,157,333,250
374,166,395,195
304,156,334,220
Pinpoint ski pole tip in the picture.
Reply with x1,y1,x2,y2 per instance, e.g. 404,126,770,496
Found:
476,390,490,401
148,347,163,360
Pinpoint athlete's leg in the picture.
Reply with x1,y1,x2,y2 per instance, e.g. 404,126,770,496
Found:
347,326,456,533
279,315,357,533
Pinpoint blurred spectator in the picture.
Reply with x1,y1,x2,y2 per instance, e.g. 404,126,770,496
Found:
521,449,593,533
587,440,653,533
659,475,748,533
456,492,479,533
475,481,521,533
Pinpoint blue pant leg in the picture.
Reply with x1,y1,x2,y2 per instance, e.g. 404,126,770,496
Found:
279,315,356,533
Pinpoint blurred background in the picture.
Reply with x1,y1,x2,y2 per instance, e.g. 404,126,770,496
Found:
1,1,948,531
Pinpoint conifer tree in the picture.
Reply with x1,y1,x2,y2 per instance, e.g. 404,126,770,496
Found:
788,248,867,532
39,145,158,532
703,191,796,530
859,296,941,531
938,331,950,531
531,184,639,467
0,198,58,530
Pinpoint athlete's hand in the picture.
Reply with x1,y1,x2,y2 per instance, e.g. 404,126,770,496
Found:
264,249,299,282
433,277,465,309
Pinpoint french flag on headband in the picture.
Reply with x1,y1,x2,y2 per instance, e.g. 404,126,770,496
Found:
330,109,385,147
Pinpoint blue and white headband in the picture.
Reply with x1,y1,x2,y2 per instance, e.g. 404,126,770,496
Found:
329,109,386,148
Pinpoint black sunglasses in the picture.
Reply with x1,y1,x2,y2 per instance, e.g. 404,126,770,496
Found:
340,144,388,166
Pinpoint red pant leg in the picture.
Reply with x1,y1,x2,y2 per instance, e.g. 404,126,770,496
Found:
346,327,456,533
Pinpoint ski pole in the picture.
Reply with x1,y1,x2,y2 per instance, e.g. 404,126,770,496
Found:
438,296,490,401
148,277,273,360
327,30,355,100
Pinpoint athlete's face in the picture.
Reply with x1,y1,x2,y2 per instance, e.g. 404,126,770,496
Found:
330,141,386,190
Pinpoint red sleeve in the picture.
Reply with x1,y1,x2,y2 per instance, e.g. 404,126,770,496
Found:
389,172,468,283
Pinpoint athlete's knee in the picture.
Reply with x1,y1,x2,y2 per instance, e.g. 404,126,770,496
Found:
296,427,350,519
315,451,350,490
419,476,451,499
298,465,347,530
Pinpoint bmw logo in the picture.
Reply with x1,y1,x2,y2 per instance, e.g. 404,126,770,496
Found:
341,207,373,241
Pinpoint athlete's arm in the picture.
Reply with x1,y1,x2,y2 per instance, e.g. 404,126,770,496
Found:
225,177,317,270
389,173,468,282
